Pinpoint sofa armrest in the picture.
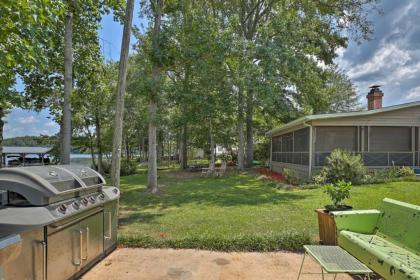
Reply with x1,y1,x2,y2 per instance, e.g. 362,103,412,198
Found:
333,210,381,234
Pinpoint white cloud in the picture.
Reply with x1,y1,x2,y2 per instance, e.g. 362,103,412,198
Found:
4,109,59,138
18,115,37,124
406,86,420,101
45,121,58,128
347,43,411,80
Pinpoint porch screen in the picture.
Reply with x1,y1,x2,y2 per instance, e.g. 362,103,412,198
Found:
294,127,309,151
369,127,411,151
282,133,293,152
272,136,281,152
315,126,357,152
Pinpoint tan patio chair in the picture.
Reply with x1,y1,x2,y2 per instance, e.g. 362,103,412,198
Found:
201,163,214,177
215,161,227,176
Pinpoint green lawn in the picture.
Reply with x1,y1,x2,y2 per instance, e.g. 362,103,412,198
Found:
117,170,420,251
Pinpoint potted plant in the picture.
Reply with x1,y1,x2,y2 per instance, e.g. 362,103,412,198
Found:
316,180,352,245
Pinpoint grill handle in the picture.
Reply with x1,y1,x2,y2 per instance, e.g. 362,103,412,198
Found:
104,211,112,240
73,230,83,266
38,241,47,280
82,227,90,261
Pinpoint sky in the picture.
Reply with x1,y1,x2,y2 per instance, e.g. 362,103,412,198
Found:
4,0,420,138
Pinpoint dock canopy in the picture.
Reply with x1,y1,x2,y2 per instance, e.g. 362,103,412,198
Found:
2,146,52,167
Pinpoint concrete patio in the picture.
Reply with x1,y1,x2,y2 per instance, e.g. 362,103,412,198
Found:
82,248,355,280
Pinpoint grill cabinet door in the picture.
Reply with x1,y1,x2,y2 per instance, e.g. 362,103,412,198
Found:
104,201,118,252
80,211,104,269
47,223,81,280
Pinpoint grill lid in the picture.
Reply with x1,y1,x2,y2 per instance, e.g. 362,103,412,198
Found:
0,165,105,206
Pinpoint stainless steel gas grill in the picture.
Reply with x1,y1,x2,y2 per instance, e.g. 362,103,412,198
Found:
0,165,119,280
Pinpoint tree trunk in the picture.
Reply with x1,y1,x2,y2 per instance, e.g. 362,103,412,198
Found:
156,131,162,164
210,120,215,170
245,89,254,167
110,0,135,188
125,137,130,163
0,108,4,168
147,101,158,192
61,1,74,165
237,87,245,170
89,139,96,168
147,0,162,193
180,124,188,169
95,113,104,174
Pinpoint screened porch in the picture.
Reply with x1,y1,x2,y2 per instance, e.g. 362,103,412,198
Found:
271,126,420,168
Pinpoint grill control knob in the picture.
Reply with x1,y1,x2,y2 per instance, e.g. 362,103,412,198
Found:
82,198,89,206
72,201,80,210
89,196,96,203
58,204,67,214
98,193,105,200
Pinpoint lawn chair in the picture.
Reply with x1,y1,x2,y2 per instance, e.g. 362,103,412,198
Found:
201,164,214,177
215,161,227,176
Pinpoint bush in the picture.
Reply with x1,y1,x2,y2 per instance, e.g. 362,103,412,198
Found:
282,168,300,185
120,160,138,176
396,166,415,177
323,180,352,209
319,149,365,184
361,166,416,184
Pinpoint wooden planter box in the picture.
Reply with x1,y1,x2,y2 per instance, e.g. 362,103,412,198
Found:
315,209,337,245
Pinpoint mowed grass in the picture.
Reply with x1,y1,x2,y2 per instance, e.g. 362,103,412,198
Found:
117,170,420,251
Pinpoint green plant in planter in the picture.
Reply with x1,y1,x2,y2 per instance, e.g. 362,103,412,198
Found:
323,180,352,211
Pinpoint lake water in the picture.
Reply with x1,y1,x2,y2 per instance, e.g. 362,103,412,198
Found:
70,154,96,167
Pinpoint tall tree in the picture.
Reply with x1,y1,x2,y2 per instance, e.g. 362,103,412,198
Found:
111,0,135,188
61,0,75,164
147,0,163,193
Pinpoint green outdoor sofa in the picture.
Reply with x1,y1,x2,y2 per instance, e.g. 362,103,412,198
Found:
333,198,420,280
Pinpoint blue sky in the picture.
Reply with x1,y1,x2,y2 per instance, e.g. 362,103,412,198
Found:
4,0,420,138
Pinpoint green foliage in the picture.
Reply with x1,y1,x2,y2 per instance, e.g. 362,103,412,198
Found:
396,166,415,177
282,168,300,185
361,166,416,184
324,180,352,208
119,161,138,176
3,135,56,147
319,149,366,184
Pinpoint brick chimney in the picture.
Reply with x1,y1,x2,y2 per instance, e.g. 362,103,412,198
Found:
367,85,384,110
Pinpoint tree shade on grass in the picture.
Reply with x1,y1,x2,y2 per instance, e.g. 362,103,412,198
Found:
117,171,420,251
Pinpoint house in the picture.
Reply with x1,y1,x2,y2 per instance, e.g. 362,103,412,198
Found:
267,86,420,179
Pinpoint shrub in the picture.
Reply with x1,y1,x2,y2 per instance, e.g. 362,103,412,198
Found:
120,160,138,176
362,166,416,184
324,180,352,209
282,168,300,185
320,149,365,184
396,166,415,177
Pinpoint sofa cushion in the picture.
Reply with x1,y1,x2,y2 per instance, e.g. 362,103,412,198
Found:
376,198,420,253
339,230,420,280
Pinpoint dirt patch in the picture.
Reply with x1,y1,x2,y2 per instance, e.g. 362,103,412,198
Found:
82,248,356,280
